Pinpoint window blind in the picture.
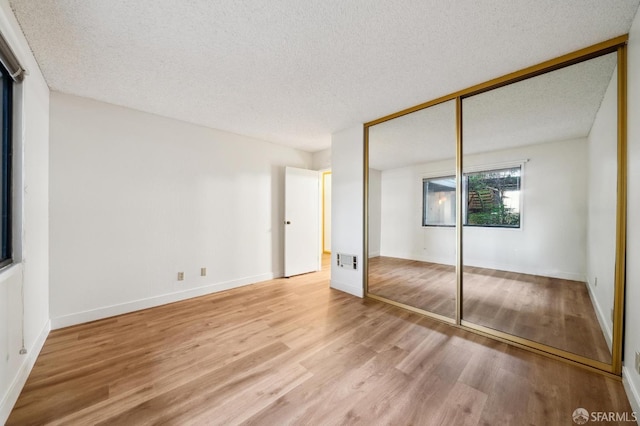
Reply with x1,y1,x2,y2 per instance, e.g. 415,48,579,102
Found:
0,30,24,82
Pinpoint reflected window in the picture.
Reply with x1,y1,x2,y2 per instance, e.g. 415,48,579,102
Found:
422,176,456,226
465,167,521,228
422,166,521,228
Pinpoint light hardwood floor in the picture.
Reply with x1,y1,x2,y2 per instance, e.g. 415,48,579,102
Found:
368,256,611,363
9,257,631,425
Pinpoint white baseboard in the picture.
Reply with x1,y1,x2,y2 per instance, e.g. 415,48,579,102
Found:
464,257,585,282
380,252,584,281
0,319,50,424
585,280,613,351
622,367,640,424
330,280,363,298
51,272,279,329
368,251,380,258
379,251,452,265
417,254,455,266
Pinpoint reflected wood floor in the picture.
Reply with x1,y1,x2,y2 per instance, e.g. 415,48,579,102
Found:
9,258,631,425
368,256,611,363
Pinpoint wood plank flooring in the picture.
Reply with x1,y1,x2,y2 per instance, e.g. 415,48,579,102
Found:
9,258,632,425
368,256,611,363
368,256,457,318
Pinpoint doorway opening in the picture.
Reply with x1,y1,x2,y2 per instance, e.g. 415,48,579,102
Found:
321,170,331,271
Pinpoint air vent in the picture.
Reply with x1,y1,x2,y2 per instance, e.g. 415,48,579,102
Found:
337,253,357,270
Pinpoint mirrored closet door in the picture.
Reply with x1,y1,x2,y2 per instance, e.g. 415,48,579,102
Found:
364,37,627,374
461,52,619,365
367,100,457,321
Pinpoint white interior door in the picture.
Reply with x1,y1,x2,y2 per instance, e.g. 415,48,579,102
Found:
285,167,319,277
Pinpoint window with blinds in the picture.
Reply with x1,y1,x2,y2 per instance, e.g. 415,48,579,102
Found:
0,30,23,268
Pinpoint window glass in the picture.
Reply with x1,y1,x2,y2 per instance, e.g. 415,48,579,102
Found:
422,166,522,228
465,167,521,227
0,65,12,267
422,176,456,226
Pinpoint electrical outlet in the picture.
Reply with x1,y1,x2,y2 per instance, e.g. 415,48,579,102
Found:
636,351,640,374
200,267,207,277
177,272,184,281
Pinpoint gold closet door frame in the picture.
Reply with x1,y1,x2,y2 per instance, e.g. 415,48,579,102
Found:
363,35,628,378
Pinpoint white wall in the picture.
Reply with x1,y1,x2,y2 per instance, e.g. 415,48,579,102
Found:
49,92,311,327
379,156,452,264
0,1,50,423
368,168,381,258
379,156,457,266
586,67,618,350
330,125,363,297
379,138,588,281
624,8,640,416
312,147,331,171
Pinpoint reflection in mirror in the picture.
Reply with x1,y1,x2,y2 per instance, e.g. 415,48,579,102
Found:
461,53,618,363
367,100,456,319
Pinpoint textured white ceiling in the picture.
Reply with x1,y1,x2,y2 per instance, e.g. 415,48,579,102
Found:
369,100,456,171
9,0,640,152
369,53,617,170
